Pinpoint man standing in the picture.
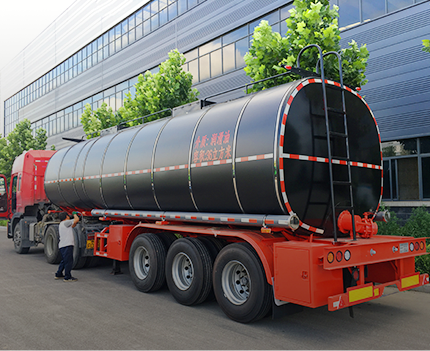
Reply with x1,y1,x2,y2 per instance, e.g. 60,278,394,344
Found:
55,212,79,282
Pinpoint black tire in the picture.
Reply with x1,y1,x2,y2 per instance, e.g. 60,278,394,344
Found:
44,225,61,264
166,237,212,306
198,237,224,301
72,229,87,269
213,242,272,323
13,222,29,254
159,232,178,250
129,233,167,293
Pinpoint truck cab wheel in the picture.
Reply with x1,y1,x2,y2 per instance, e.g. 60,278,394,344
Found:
44,225,61,264
13,223,29,254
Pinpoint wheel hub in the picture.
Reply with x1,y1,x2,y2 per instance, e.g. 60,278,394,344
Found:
172,252,194,291
222,260,250,305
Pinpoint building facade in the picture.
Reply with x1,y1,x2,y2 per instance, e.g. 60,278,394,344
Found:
1,0,429,216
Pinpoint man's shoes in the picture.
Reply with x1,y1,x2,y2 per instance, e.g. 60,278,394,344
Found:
55,274,65,280
63,277,78,282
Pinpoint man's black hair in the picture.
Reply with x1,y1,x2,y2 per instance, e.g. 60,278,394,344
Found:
59,212,68,221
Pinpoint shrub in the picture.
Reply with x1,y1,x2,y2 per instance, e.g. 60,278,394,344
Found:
378,205,430,275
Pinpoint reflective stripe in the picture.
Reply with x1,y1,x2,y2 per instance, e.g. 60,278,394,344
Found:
348,285,373,303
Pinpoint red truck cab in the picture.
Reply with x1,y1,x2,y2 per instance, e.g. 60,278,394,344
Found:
0,150,56,249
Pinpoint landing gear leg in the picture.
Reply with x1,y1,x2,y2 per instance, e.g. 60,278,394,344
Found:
111,260,122,275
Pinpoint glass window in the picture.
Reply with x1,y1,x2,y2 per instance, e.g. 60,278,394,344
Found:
184,48,198,62
116,91,123,109
109,28,115,43
122,19,128,34
210,49,222,77
103,33,109,46
199,54,210,81
188,60,199,84
143,19,150,35
362,0,385,21
115,24,121,38
200,39,221,56
420,137,430,154
92,52,98,66
98,49,103,62
116,81,128,92
388,0,413,12
422,158,430,198
397,158,418,200
235,37,248,68
223,43,235,73
103,46,109,59
110,95,116,110
122,34,129,47
136,23,143,39
97,37,103,50
160,7,168,26
129,28,135,44
151,14,159,30
87,56,92,69
151,1,159,14
73,111,78,128
115,38,122,52
160,0,168,10
338,0,360,29
143,4,151,21
129,14,136,29
188,0,198,8
168,2,177,20
136,9,143,25
382,139,417,156
178,0,187,14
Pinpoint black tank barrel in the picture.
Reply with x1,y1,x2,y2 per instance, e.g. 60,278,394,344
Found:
45,78,382,236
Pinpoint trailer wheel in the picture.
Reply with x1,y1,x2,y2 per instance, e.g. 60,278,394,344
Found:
13,222,29,254
44,225,61,264
129,233,167,293
166,237,212,305
213,243,272,323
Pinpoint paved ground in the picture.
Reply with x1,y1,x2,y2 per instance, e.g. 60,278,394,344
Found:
0,226,429,350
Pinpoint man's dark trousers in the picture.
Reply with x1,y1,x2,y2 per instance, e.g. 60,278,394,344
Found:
57,245,74,279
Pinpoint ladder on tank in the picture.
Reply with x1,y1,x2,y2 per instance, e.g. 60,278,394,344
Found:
289,44,357,242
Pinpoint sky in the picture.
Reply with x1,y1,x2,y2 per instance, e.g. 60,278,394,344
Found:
0,0,76,70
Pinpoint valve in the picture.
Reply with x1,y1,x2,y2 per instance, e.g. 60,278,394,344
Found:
338,210,378,239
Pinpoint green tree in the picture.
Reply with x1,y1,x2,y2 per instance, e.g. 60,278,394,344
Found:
81,102,124,138
244,0,369,92
423,39,430,53
119,49,199,124
82,49,199,138
0,119,47,180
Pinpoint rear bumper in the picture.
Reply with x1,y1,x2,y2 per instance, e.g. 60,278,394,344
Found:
328,273,429,311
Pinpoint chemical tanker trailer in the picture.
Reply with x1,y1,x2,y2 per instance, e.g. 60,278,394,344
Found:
1,71,428,323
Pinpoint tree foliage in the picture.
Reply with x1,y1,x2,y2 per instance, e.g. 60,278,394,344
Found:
81,102,123,138
423,39,430,53
244,0,369,92
0,119,47,180
81,49,199,138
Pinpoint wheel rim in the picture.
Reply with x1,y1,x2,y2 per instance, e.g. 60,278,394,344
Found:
171,252,193,291
14,227,22,248
222,260,250,305
134,246,150,280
